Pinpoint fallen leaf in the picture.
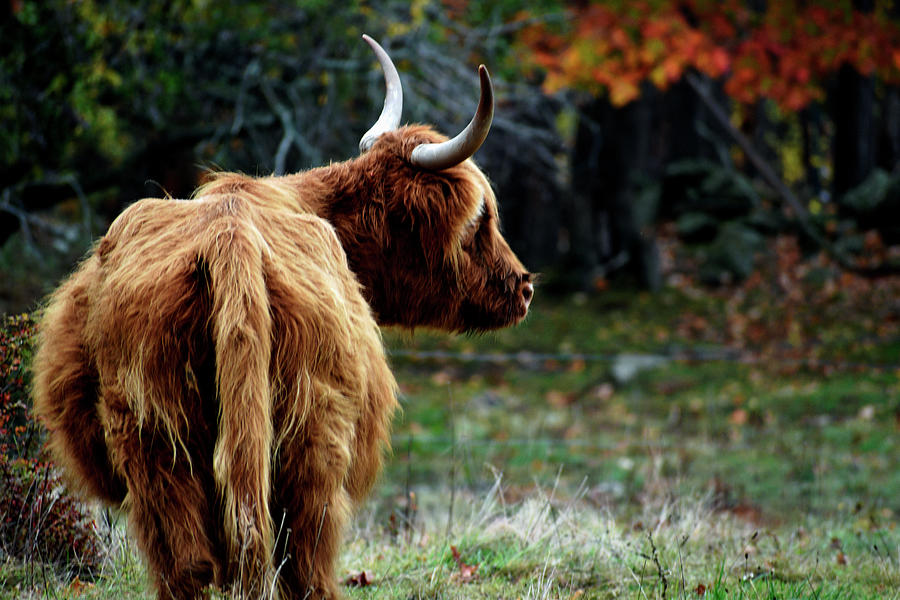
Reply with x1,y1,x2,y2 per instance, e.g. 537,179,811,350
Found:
729,408,748,426
344,570,375,587
545,390,573,408
730,503,764,525
568,358,586,373
591,382,615,401
67,577,94,596
450,545,479,583
431,369,454,385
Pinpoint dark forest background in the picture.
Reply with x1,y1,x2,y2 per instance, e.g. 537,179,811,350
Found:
2,4,900,595
2,0,899,312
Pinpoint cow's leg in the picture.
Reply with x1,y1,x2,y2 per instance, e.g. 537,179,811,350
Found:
104,400,223,600
276,482,351,600
32,268,127,505
274,434,353,600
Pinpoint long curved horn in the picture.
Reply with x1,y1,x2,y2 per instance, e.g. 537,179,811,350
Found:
410,65,494,171
359,34,403,153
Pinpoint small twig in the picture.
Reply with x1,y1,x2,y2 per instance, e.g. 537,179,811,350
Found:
632,568,651,600
36,539,59,600
524,466,563,546
639,557,648,600
647,529,669,600
14,462,42,561
0,188,39,256
445,385,457,540
32,477,62,564
60,173,92,238
433,0,565,36
1,182,85,252
403,434,413,544
270,510,290,600
259,78,297,176
259,78,321,172
486,465,508,520
685,72,811,223
232,59,262,135
803,554,822,600
303,502,328,600
677,534,689,599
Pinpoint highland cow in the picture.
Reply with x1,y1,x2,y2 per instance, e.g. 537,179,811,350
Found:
32,35,532,600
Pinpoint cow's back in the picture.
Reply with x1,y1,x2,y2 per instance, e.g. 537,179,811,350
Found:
32,192,398,591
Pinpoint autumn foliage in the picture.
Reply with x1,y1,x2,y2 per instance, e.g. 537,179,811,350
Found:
520,0,900,110
0,314,102,572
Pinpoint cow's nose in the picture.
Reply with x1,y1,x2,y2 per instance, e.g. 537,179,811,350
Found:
521,281,534,309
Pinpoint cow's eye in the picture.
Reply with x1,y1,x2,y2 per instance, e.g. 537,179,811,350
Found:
461,196,485,241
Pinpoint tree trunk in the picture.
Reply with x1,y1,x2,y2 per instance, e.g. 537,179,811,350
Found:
832,0,876,197
878,85,900,173
568,92,661,291
833,63,876,197
480,95,564,273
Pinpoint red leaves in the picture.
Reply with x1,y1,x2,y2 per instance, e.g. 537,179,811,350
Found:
66,576,94,596
344,570,375,587
1,314,104,569
519,2,900,110
521,3,733,104
609,77,641,107
344,547,478,589
450,545,479,583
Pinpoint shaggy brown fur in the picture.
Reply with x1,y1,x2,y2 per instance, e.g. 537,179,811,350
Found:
32,125,531,600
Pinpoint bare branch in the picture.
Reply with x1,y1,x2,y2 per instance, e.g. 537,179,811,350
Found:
685,71,900,278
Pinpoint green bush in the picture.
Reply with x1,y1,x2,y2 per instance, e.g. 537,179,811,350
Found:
0,314,103,573
662,160,771,283
839,168,900,244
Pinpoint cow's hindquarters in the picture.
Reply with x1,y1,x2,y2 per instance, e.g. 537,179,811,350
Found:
32,256,127,506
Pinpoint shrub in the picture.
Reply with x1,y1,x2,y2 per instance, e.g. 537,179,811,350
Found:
0,313,103,573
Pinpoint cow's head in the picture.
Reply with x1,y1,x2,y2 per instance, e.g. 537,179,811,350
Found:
328,35,533,333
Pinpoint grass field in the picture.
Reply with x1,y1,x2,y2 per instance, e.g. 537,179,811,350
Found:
3,264,900,599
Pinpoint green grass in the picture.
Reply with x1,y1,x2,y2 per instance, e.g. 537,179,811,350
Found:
337,488,900,599
5,286,900,598
9,491,899,599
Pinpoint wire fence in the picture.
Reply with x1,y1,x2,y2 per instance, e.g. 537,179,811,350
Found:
388,346,900,372
385,344,900,454
388,435,680,456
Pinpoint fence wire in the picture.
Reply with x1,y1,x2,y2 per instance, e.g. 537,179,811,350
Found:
388,346,900,372
386,345,900,452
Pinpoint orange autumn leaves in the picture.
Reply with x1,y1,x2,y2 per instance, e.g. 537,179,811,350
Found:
522,2,730,106
519,0,900,110
725,3,900,109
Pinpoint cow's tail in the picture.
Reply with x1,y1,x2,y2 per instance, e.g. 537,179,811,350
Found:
202,206,275,593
